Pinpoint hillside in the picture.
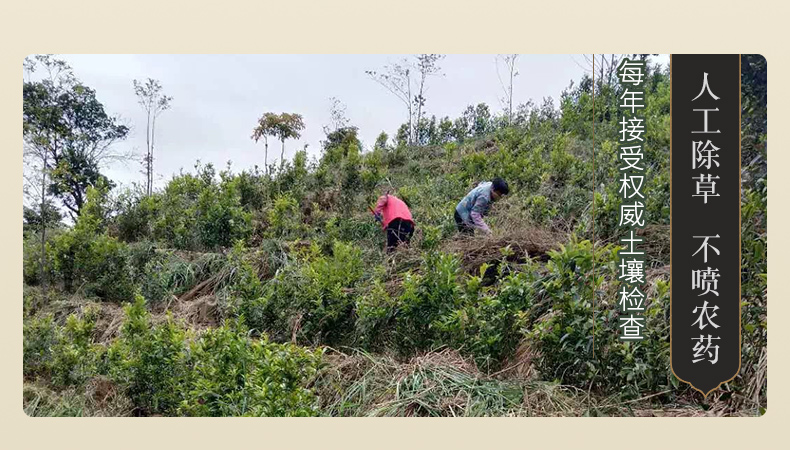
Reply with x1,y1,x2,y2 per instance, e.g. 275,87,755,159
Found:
22,57,767,417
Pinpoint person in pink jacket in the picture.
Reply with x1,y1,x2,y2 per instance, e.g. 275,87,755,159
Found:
371,192,415,252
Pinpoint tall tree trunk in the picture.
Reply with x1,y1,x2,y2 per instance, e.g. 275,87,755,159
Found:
416,76,426,143
145,109,151,195
40,150,47,302
280,139,286,171
407,76,413,146
508,62,514,125
264,137,269,176
151,113,157,194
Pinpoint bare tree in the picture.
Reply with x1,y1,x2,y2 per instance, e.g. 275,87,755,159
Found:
367,55,445,146
574,54,655,87
323,97,350,135
23,153,50,298
133,78,172,196
495,54,520,125
366,60,414,144
23,57,36,82
413,54,445,136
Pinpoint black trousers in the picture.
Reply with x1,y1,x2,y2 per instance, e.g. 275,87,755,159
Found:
454,210,474,235
386,218,414,251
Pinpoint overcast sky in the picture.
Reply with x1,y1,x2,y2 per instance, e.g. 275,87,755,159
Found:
45,54,669,191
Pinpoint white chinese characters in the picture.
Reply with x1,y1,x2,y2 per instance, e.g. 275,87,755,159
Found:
688,72,725,365
616,59,648,341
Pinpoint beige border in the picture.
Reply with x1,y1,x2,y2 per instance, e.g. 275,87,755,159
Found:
1,1,783,449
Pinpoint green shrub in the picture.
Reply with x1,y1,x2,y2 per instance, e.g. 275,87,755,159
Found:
460,151,488,181
527,239,608,384
126,240,158,277
217,243,266,324
355,280,398,350
23,235,57,286
106,295,190,415
51,186,136,302
85,235,136,301
151,163,252,250
52,230,135,302
251,241,364,345
226,167,272,211
740,179,767,403
196,182,252,249
394,252,462,352
266,193,303,238
524,195,556,226
23,313,58,380
395,185,418,209
106,295,322,417
361,148,387,194
139,253,192,303
436,266,536,369
420,224,441,251
299,240,364,342
51,307,102,388
527,238,671,397
549,144,576,184
180,323,322,417
113,189,160,242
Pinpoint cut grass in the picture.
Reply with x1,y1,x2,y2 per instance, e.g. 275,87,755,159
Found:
23,379,133,417
313,348,586,417
311,347,759,417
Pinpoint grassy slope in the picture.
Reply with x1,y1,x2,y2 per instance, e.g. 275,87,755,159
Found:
22,62,767,415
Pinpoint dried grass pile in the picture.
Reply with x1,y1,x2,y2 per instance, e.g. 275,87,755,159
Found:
312,347,588,417
443,224,564,273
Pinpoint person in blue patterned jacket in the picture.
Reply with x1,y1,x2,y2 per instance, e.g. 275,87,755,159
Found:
454,177,509,236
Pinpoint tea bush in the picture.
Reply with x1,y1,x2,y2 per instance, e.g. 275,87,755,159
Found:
50,307,102,388
105,295,323,416
23,313,58,380
420,224,442,251
106,296,190,414
180,323,322,417
436,267,537,369
740,179,767,402
355,280,398,350
266,193,303,238
126,240,158,278
393,252,463,352
527,239,671,397
524,195,556,226
50,186,136,302
23,234,58,286
148,163,253,250
113,188,160,243
217,243,267,324
52,230,135,302
246,240,364,346
194,181,253,249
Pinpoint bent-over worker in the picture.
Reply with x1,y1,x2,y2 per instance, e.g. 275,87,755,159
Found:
371,192,415,252
454,177,509,235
